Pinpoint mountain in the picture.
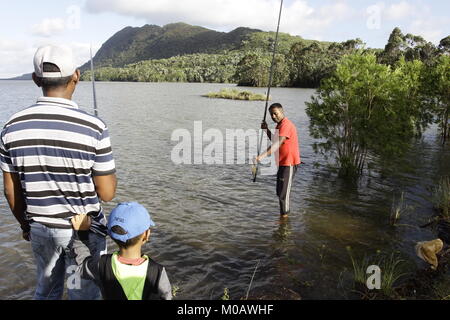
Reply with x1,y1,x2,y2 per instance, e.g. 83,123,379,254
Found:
80,22,262,71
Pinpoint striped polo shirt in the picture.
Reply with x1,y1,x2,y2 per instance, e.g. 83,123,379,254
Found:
0,97,116,235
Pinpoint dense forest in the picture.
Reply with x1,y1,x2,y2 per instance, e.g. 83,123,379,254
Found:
81,27,449,90
81,29,357,86
80,28,322,84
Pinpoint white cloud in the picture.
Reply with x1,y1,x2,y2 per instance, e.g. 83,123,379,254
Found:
31,18,67,37
70,42,102,67
0,39,35,78
0,39,101,78
0,39,28,52
84,0,355,38
385,1,415,20
410,18,447,44
365,2,449,45
0,39,32,78
368,1,424,21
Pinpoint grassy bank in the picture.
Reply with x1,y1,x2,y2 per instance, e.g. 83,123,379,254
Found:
203,88,269,101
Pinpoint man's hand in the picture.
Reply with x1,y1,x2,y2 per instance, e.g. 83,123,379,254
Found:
71,214,92,231
22,231,31,242
261,120,272,140
254,155,263,164
261,121,268,130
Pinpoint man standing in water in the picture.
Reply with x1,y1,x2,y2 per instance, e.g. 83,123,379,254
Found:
0,45,117,299
255,103,300,219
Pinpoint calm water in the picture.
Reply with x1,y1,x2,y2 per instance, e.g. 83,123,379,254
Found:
0,80,448,300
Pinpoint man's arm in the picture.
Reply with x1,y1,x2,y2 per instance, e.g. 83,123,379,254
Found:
255,136,287,163
3,171,30,241
93,174,117,202
92,124,116,202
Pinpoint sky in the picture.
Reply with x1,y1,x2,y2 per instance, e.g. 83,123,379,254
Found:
0,0,449,78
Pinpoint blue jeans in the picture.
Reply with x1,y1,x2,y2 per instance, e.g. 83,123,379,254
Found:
30,223,106,300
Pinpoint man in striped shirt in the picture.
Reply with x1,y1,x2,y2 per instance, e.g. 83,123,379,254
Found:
0,45,117,299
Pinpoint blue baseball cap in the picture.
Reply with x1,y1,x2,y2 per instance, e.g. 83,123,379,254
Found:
107,202,156,242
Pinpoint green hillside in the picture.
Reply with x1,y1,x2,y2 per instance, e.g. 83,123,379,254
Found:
80,23,262,71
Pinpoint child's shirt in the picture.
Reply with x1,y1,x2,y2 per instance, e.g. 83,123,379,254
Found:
111,252,148,300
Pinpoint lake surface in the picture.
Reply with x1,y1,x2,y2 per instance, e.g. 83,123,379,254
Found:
0,80,448,299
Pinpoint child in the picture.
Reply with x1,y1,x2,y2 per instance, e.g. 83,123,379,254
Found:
71,202,172,300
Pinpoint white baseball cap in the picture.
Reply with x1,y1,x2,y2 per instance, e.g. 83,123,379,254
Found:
33,45,77,78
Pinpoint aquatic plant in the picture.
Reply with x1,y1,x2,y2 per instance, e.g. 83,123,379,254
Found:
347,248,407,298
431,177,450,218
389,192,415,226
203,88,268,101
347,247,372,286
221,287,230,300
172,285,181,298
379,252,407,297
318,244,327,265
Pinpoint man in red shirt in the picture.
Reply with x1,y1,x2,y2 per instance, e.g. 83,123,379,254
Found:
255,103,301,218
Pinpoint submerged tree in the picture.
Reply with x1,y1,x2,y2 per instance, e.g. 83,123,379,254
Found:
428,55,450,143
306,53,432,177
391,57,432,138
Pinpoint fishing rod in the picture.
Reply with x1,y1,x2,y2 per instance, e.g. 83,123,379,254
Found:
90,45,98,117
253,0,284,182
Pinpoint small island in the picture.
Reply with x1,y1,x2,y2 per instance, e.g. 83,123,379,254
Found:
203,88,269,101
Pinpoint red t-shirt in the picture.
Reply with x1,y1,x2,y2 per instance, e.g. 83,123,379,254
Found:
275,117,300,166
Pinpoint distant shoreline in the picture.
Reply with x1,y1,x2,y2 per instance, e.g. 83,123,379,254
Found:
0,79,318,89
1,74,32,81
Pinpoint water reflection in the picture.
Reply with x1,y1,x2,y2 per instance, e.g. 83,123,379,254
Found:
272,218,292,243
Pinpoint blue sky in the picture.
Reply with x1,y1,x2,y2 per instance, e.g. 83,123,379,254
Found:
0,0,449,78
